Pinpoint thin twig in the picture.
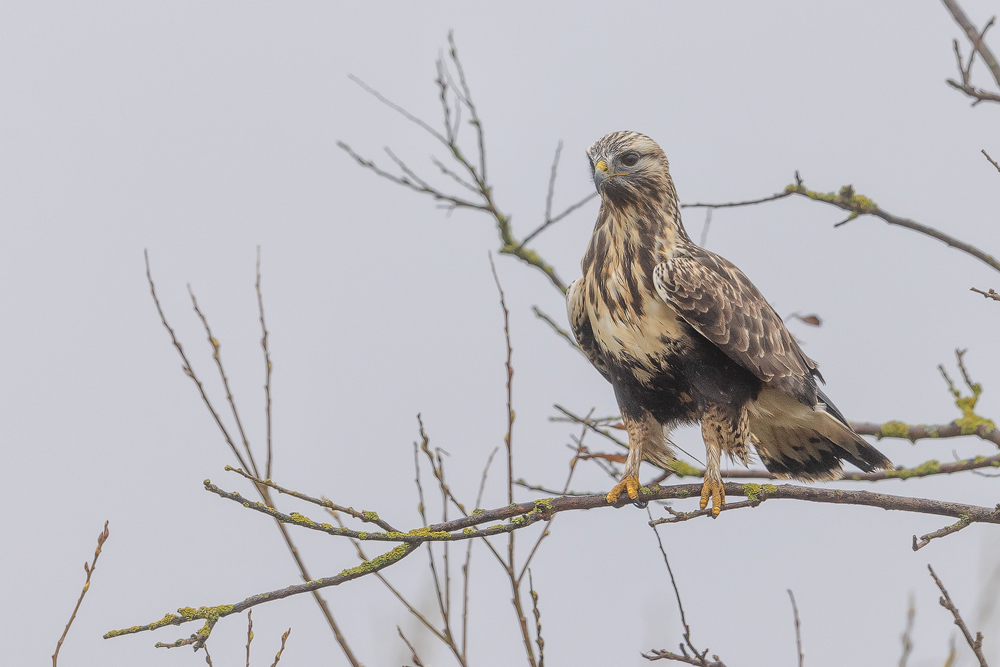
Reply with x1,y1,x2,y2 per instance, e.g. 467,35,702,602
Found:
245,611,253,667
188,284,259,479
913,516,974,551
228,466,399,532
144,252,361,666
900,595,915,667
971,287,1000,301
269,628,292,667
342,35,569,293
699,208,712,248
326,508,457,658
397,627,426,667
645,507,723,666
516,413,591,585
489,255,514,509
256,248,274,480
518,141,598,246
682,189,795,210
942,0,1000,105
983,149,1000,173
53,521,110,667
145,252,250,473
489,253,537,667
681,177,1000,275
528,570,545,667
787,590,804,667
531,306,583,354
928,564,988,666
463,447,499,660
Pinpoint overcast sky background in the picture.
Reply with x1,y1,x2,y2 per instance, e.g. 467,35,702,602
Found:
3,1,1000,665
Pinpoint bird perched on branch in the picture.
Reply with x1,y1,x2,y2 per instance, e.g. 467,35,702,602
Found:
567,131,891,516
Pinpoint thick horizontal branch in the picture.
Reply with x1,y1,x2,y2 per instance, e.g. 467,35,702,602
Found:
203,479,558,543
110,475,1000,643
643,481,1000,530
213,477,1000,543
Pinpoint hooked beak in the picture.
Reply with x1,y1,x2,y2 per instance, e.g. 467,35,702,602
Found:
593,159,609,190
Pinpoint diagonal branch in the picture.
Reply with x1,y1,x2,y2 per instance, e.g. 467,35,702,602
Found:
106,542,419,643
144,252,361,666
942,0,1000,105
342,35,575,294
928,564,989,666
53,521,110,667
683,176,1000,275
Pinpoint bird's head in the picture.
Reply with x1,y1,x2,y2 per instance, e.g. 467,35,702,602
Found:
586,131,673,207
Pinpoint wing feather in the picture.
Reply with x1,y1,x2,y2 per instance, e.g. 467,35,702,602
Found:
652,247,819,406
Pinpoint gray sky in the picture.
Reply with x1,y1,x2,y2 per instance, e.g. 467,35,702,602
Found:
3,1,999,665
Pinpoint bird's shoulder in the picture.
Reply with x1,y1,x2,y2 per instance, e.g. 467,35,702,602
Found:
653,243,820,403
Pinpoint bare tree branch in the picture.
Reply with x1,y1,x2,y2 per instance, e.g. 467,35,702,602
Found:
269,628,292,667
971,287,1000,301
928,565,989,666
53,521,110,667
983,149,1000,173
144,252,361,666
106,542,419,644
913,516,973,551
397,626,427,667
899,595,915,667
680,177,1000,275
256,248,274,481
531,306,583,355
942,0,1000,105
244,610,253,667
787,590,804,667
342,37,577,294
528,570,545,667
644,507,726,666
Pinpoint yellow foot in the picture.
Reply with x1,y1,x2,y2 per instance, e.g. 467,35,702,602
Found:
606,475,640,504
699,478,725,517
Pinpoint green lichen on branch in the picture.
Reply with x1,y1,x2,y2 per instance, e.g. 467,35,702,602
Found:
741,483,778,502
785,182,878,222
954,387,995,435
105,605,234,641
496,213,566,293
884,460,942,480
338,544,410,578
667,459,702,478
878,421,912,440
407,526,451,539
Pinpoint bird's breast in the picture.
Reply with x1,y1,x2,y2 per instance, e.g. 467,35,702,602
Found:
584,273,687,385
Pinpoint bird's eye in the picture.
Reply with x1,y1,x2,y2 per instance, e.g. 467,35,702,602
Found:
621,152,640,167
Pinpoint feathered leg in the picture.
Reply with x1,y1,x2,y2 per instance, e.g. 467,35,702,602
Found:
699,404,750,517
606,410,663,503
